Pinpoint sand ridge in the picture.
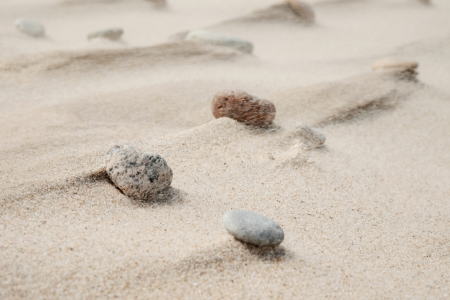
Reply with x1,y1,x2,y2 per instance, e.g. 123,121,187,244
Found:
0,41,246,76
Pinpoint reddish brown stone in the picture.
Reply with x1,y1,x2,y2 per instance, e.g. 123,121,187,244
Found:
211,89,276,126
285,0,315,24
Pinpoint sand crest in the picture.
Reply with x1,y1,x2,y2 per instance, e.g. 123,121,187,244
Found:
0,41,245,76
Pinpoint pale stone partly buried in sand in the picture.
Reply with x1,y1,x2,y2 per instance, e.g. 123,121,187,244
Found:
285,0,315,24
223,210,285,246
294,124,326,149
372,58,418,72
15,18,45,37
88,28,123,41
211,89,276,126
372,58,419,79
105,145,173,200
185,30,253,54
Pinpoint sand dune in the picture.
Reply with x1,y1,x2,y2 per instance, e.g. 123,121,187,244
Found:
1,0,450,299
0,69,419,196
2,85,448,298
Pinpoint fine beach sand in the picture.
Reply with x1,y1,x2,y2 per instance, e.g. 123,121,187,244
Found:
1,0,450,298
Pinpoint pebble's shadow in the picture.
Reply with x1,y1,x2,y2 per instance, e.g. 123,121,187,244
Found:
237,240,293,262
133,187,186,207
99,170,187,206
100,171,185,207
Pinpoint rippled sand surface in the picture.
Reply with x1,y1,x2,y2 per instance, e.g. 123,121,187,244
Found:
1,0,449,298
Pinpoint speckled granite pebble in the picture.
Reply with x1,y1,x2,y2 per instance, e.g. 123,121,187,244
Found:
223,210,284,246
88,28,123,41
105,145,173,200
15,18,45,37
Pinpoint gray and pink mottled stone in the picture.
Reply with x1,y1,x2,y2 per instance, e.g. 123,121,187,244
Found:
295,124,326,149
105,145,173,200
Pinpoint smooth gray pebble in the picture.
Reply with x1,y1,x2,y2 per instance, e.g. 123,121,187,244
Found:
223,210,284,246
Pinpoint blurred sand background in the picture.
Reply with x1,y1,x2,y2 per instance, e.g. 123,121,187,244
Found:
1,0,449,299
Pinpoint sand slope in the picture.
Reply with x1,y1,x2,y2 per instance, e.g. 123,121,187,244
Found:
1,0,450,299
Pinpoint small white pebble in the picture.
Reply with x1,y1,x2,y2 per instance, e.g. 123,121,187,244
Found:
186,30,253,54
15,18,45,37
88,28,123,41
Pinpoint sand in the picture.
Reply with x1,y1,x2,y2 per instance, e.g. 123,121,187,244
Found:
1,0,449,299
